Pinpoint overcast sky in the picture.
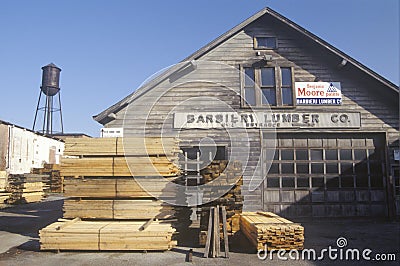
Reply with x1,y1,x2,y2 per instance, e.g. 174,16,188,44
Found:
0,0,398,136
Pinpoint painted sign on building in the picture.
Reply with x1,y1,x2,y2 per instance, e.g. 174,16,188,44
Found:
295,82,342,105
174,112,361,129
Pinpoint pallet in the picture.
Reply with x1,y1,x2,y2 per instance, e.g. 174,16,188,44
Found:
39,219,177,251
240,212,304,251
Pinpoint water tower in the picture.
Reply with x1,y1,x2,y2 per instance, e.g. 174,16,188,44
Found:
32,63,64,135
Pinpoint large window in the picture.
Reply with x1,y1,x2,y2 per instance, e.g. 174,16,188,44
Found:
242,66,294,107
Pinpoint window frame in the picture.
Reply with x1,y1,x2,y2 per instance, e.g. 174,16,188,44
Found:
253,36,278,50
240,65,295,108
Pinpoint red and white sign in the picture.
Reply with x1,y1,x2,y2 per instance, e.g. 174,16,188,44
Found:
295,82,342,105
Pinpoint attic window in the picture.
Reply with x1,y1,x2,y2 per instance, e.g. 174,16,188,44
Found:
254,36,277,49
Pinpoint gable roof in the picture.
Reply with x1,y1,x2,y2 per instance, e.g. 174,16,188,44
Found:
93,7,399,125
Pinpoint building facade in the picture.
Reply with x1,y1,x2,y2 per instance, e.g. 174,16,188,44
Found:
0,120,64,175
94,8,399,217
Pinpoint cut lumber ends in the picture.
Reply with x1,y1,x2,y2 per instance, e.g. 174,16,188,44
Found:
240,212,304,251
39,220,177,251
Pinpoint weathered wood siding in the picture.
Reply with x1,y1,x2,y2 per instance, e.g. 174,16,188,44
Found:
105,15,398,212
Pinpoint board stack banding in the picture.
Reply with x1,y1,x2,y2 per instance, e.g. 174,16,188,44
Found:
32,164,62,193
40,137,181,251
6,174,46,204
240,212,304,251
198,160,243,245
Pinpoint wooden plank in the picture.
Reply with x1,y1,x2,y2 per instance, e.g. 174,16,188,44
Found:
221,206,229,258
203,207,214,258
139,218,154,231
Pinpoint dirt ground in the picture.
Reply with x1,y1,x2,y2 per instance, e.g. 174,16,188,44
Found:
0,195,399,266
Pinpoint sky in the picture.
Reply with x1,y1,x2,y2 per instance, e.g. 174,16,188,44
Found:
0,0,398,137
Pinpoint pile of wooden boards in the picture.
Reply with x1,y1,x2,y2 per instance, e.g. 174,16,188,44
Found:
198,160,243,245
63,198,175,220
63,177,178,199
32,164,63,193
6,174,46,204
61,137,181,177
0,171,9,206
40,137,180,251
40,219,176,251
0,192,11,207
0,171,7,191
240,212,304,251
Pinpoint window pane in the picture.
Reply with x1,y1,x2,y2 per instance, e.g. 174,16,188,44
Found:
341,163,353,175
281,68,292,86
245,88,256,106
310,149,323,160
311,163,324,174
354,149,367,161
355,162,368,175
326,163,339,174
282,177,295,188
340,149,352,160
244,68,254,87
312,177,324,188
297,177,309,188
281,150,294,160
268,163,279,174
281,163,294,174
267,177,280,188
296,149,308,160
326,149,338,160
261,68,275,86
282,87,293,105
257,37,276,49
262,88,276,105
297,163,309,174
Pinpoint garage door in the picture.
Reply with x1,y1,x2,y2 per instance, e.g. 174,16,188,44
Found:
263,133,387,217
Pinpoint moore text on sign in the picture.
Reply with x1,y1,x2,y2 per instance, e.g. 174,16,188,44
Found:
295,82,342,105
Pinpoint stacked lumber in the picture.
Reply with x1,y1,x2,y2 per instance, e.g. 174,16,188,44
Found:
6,174,46,204
63,199,175,219
63,177,178,199
0,192,11,204
40,219,177,251
40,137,180,251
61,137,181,177
198,160,243,245
240,212,304,251
32,164,63,193
0,171,7,191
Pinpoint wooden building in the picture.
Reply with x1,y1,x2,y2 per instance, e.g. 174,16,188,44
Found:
93,8,399,217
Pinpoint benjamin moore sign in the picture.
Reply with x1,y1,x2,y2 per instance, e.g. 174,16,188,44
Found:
174,112,361,129
295,82,342,105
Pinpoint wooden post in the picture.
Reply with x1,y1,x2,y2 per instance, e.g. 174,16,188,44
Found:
204,207,214,258
221,206,229,258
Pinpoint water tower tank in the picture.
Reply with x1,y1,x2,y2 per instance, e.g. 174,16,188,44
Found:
41,63,61,96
